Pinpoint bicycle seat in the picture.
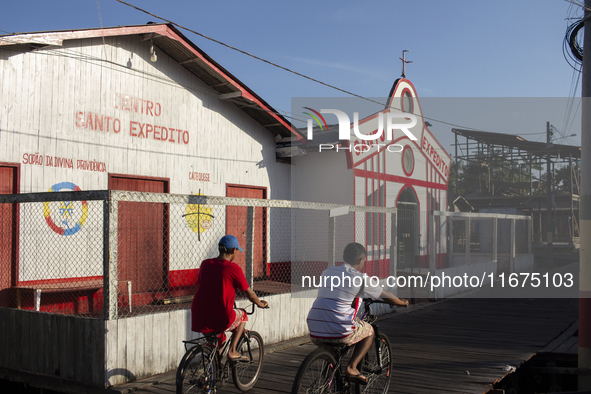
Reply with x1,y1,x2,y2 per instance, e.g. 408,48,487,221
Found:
318,342,348,352
182,332,224,345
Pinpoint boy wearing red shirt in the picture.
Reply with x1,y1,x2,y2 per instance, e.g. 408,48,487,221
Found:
191,235,268,361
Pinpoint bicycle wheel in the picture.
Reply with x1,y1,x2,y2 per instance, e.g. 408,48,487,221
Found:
360,333,392,394
291,348,339,394
176,345,216,394
232,330,264,391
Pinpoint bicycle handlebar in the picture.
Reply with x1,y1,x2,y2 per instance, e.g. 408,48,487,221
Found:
244,303,269,315
362,298,394,307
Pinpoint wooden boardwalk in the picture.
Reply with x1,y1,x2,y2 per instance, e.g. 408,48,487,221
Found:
111,295,579,394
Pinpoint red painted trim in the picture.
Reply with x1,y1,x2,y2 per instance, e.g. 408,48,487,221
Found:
401,145,414,177
225,183,268,277
108,173,171,290
225,183,268,197
394,184,420,211
17,276,103,286
0,24,173,47
0,162,21,287
385,79,432,152
0,24,298,141
161,27,299,141
169,268,200,288
400,88,414,114
386,79,418,115
108,173,171,191
420,126,452,182
353,136,408,168
346,104,401,168
354,169,447,190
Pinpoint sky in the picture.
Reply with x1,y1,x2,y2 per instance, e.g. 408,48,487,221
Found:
0,0,584,149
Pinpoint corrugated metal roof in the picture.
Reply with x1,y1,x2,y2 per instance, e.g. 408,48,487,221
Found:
452,128,581,159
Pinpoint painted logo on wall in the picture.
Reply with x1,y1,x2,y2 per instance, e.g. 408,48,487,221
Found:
184,193,214,234
43,182,88,236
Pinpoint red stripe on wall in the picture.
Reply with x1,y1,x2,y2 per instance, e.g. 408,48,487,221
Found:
353,169,447,190
169,268,200,288
17,276,103,286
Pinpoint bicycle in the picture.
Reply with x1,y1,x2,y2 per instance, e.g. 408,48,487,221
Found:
176,303,266,393
291,298,393,394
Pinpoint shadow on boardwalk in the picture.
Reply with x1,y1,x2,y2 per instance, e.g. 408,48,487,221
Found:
111,294,578,394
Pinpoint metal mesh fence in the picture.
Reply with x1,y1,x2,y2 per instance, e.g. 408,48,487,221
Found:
0,191,106,317
0,191,533,319
515,219,529,255
452,218,466,254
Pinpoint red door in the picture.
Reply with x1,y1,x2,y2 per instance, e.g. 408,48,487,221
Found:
226,185,266,279
0,164,19,307
109,175,169,297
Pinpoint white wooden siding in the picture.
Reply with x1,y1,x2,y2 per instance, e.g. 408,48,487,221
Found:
1,34,291,280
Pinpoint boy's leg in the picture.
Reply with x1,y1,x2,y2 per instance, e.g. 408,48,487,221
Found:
226,308,248,360
344,321,375,379
346,332,373,377
228,321,246,359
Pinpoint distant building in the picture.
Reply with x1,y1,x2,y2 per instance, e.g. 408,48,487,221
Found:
289,78,452,272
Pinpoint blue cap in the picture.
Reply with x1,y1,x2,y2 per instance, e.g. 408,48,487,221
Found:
219,235,243,252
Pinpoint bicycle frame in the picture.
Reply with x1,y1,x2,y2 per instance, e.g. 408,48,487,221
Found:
303,299,392,394
179,303,262,391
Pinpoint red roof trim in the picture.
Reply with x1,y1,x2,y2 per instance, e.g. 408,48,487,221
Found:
0,24,300,141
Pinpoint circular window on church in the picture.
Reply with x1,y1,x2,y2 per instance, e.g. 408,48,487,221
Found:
402,145,414,176
401,89,413,113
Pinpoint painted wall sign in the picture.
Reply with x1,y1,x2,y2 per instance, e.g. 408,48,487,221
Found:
184,193,214,235
22,153,107,173
189,172,211,182
74,92,191,145
43,182,88,236
421,128,451,181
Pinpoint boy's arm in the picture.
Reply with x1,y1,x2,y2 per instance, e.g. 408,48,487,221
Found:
244,287,269,309
379,289,409,308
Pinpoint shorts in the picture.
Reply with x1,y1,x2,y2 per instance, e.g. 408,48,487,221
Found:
227,308,248,332
311,320,374,347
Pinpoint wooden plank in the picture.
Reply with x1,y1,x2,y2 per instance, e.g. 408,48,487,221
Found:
51,314,60,377
91,319,105,386
7,308,17,369
83,318,93,384
144,314,154,378
540,319,579,353
116,317,128,385
22,310,32,372
43,312,53,375
59,315,73,380
126,316,137,381
133,315,146,380
74,317,84,382
0,309,6,367
105,319,118,387
553,336,579,355
158,312,170,375
30,312,43,374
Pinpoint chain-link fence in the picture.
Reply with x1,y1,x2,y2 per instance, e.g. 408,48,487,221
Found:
0,191,533,319
437,211,532,273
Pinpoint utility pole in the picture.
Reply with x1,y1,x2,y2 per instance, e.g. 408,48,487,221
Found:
580,0,591,389
546,122,554,268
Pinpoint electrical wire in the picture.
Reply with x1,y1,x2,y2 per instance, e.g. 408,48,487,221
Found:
564,0,591,13
563,18,584,71
114,0,495,134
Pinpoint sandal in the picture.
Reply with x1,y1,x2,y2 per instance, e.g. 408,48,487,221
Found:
228,354,250,363
345,373,368,385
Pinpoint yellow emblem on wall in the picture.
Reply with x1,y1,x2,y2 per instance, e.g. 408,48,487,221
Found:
184,192,214,234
